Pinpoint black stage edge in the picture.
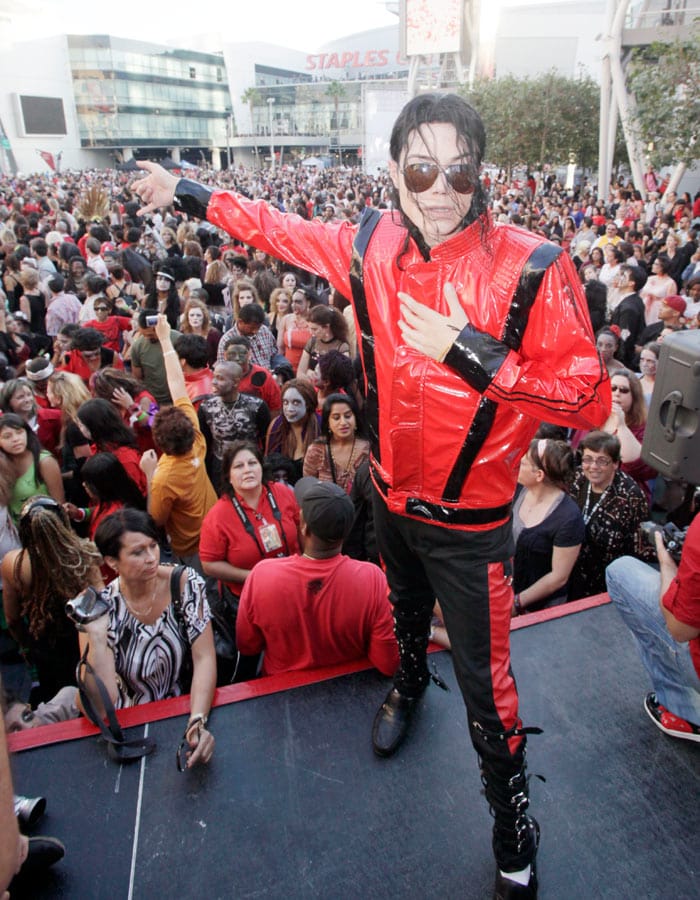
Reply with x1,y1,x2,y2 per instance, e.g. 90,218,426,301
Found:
8,598,700,900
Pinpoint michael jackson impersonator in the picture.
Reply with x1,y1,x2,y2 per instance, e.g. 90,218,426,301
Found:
134,93,611,899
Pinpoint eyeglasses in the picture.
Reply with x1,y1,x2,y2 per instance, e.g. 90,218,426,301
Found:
94,307,108,312
402,162,475,195
581,455,613,468
611,385,631,394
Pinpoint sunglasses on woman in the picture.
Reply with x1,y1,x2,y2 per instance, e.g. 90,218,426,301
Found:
402,162,475,195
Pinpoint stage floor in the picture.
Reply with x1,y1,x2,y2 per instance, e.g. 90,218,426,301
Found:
8,600,700,899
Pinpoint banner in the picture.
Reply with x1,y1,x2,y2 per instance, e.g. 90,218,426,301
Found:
37,150,56,171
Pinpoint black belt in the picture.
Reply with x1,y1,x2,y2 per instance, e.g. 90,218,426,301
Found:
370,464,512,527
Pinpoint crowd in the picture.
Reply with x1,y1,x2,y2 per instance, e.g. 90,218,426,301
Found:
0,137,699,892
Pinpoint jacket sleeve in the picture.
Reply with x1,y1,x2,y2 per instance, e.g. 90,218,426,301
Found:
444,253,611,431
175,180,356,297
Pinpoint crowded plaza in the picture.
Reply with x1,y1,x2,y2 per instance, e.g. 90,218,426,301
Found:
1,88,699,898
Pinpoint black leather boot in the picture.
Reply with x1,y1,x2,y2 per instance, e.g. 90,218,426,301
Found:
372,687,422,757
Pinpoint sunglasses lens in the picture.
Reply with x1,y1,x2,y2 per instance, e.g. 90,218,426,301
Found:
403,163,474,194
447,166,474,194
403,163,438,193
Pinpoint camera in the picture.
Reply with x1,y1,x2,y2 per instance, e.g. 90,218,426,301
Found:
640,521,687,563
145,315,159,327
65,587,110,630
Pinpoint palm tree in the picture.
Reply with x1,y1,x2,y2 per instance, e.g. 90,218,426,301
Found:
325,81,346,166
241,87,261,165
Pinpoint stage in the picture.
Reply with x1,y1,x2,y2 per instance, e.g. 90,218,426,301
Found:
7,598,700,899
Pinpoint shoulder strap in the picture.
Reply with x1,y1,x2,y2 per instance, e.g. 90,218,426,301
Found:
350,207,383,459
169,564,187,626
76,644,156,762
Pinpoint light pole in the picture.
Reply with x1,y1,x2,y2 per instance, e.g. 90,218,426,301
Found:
267,97,275,175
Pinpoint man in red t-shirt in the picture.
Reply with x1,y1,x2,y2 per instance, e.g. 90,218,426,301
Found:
236,477,398,678
606,515,700,743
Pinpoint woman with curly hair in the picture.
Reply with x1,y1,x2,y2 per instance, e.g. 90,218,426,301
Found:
1,496,103,701
90,367,158,454
264,378,320,484
267,287,291,341
232,278,264,320
179,297,221,366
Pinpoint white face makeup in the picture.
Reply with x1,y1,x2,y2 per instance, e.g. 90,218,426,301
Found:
188,308,204,328
282,387,307,423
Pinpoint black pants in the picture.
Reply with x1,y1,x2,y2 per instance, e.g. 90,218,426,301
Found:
372,488,537,871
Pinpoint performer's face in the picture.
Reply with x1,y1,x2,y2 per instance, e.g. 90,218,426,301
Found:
389,122,474,248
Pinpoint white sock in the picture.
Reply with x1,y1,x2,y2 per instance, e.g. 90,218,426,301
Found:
500,865,531,886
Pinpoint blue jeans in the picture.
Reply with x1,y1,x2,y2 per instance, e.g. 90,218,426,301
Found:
606,556,700,724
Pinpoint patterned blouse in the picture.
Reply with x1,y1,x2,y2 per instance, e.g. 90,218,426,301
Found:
568,467,649,600
303,437,370,494
104,567,210,707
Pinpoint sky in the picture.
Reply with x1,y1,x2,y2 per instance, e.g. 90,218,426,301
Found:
1,0,402,51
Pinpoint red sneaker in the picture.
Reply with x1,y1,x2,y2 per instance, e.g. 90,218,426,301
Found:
644,692,700,743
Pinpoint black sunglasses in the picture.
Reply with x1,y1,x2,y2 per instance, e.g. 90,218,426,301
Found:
402,162,475,195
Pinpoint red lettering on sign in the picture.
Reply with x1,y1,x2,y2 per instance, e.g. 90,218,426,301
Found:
340,51,354,67
326,53,340,68
306,55,316,70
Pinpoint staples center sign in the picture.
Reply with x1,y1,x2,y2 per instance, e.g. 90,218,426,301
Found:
306,50,405,70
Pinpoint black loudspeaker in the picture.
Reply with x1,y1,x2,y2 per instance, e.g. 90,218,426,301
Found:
642,331,700,483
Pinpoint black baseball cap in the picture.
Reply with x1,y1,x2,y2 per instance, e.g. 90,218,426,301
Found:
294,477,354,542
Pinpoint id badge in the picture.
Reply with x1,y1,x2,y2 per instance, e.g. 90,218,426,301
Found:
259,523,283,553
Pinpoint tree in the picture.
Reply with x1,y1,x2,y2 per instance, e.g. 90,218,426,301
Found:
626,38,699,176
241,87,261,165
462,72,603,173
325,81,346,166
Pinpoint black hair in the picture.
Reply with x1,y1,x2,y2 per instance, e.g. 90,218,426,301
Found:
77,398,138,449
238,303,265,325
620,265,647,293
81,452,147,510
388,93,489,260
84,273,109,296
174,333,209,369
94,508,159,560
71,328,104,352
320,392,362,440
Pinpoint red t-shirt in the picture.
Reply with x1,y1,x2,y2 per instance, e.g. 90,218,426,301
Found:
199,482,300,597
83,316,133,352
662,514,700,679
236,553,398,677
239,365,281,413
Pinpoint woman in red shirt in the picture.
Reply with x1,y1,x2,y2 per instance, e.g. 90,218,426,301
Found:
75,398,147,497
200,440,299,607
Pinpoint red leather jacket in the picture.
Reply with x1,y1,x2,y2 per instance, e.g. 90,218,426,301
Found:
177,183,611,530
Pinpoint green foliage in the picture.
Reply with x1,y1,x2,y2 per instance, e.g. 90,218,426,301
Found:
241,87,261,107
461,72,601,171
626,39,700,168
